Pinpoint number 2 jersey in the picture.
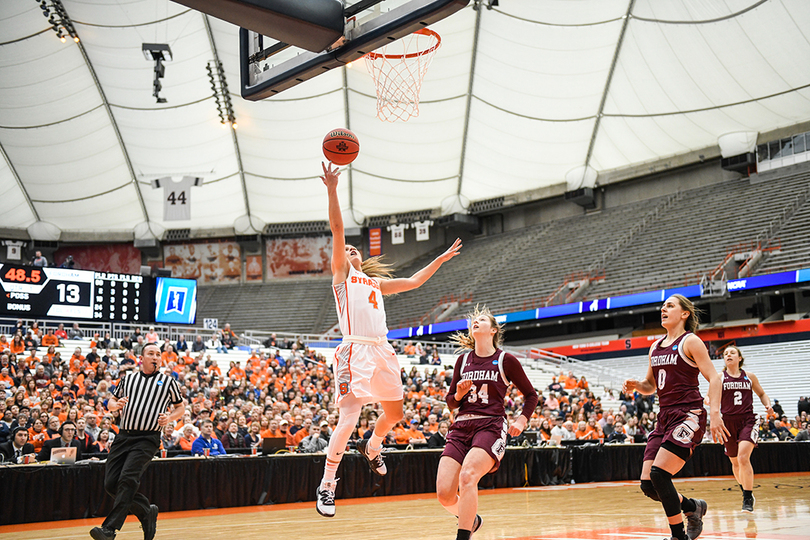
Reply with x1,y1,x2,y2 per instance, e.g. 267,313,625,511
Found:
649,331,703,409
446,349,539,420
333,264,388,338
721,369,754,416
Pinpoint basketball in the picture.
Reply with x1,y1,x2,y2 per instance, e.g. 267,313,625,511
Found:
322,128,359,165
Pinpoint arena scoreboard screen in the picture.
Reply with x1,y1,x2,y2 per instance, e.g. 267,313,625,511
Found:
0,263,152,322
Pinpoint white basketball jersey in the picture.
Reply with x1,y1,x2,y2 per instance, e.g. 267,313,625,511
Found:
333,264,388,338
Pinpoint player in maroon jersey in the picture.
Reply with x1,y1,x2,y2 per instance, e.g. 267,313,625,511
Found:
717,345,772,512
624,295,728,540
436,305,538,540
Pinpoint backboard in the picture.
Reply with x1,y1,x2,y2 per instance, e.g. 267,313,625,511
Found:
239,0,470,100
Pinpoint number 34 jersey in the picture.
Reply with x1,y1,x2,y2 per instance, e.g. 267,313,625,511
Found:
649,331,704,409
333,264,388,339
447,349,539,419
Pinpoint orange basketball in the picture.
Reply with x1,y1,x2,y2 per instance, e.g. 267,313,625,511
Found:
323,128,360,166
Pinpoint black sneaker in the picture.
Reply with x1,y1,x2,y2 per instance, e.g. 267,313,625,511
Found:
316,479,338,518
356,439,387,476
141,504,159,540
742,494,755,513
90,527,116,540
472,514,483,534
685,499,707,540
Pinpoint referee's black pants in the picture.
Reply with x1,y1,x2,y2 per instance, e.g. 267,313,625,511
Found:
102,430,160,531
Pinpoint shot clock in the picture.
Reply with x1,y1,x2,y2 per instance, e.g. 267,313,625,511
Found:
0,263,148,322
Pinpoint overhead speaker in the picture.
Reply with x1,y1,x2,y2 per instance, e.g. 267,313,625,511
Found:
235,233,262,253
134,237,161,259
564,187,596,209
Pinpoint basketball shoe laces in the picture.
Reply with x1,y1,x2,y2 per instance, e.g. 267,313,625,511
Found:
319,480,338,505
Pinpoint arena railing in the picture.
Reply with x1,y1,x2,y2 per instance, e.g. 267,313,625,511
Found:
511,346,635,393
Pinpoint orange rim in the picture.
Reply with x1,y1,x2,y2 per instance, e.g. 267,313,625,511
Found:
365,28,441,60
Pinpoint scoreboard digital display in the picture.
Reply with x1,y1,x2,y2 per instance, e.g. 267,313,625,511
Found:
0,263,148,322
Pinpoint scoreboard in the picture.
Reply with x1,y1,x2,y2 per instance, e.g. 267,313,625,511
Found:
0,263,148,322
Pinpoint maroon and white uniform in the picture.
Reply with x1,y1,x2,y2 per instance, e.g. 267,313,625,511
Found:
721,369,759,457
643,332,707,461
443,349,538,472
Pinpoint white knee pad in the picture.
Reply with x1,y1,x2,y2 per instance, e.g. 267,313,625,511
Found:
327,395,362,462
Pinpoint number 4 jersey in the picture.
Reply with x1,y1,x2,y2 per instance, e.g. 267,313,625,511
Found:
649,332,703,409
333,264,388,338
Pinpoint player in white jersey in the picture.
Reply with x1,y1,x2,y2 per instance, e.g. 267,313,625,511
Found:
316,162,462,517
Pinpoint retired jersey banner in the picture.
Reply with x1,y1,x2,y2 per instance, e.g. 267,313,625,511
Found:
163,241,241,284
388,224,406,245
266,237,331,279
151,176,203,221
369,228,381,256
413,220,432,241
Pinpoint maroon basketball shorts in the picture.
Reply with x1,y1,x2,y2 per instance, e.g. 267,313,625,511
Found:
442,416,508,473
723,413,759,457
643,406,707,462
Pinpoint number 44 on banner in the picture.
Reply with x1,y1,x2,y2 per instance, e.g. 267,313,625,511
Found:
151,176,203,221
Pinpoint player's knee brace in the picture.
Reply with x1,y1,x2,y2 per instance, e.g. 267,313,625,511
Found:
649,466,681,517
640,479,660,501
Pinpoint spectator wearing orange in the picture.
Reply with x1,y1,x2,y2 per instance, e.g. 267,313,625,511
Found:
574,420,591,440
393,420,410,444
145,326,159,343
161,345,178,367
564,371,578,390
9,334,25,355
228,361,246,381
576,376,589,390
293,418,312,445
404,419,426,444
28,418,48,452
0,334,10,352
41,329,60,347
0,368,13,386
176,425,196,452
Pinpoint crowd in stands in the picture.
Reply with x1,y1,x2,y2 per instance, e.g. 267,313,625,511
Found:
1,320,808,463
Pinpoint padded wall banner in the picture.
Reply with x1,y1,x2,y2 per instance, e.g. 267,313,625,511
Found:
265,237,331,279
163,242,241,284
245,255,263,281
53,243,142,274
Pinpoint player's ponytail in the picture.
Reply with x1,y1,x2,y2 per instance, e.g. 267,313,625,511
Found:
449,305,505,353
360,255,395,280
671,294,703,333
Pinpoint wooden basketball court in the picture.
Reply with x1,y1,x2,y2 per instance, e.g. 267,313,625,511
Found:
3,472,807,540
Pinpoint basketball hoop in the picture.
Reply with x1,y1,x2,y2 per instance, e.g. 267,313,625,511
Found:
364,28,441,122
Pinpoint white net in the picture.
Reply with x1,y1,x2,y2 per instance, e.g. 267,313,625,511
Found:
364,28,441,122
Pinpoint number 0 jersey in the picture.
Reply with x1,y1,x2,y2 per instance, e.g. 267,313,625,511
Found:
333,264,388,338
649,332,703,409
721,369,754,416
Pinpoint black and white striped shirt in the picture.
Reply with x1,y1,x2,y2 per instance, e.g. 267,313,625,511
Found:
113,370,183,432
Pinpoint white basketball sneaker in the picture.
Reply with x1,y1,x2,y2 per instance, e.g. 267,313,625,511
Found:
316,479,338,518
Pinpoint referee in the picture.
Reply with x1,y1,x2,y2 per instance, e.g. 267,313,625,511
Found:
91,343,185,540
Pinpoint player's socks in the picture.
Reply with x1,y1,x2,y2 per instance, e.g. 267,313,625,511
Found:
367,433,385,457
680,497,697,513
742,490,753,499
669,522,688,540
456,529,471,540
738,484,744,493
322,460,339,483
